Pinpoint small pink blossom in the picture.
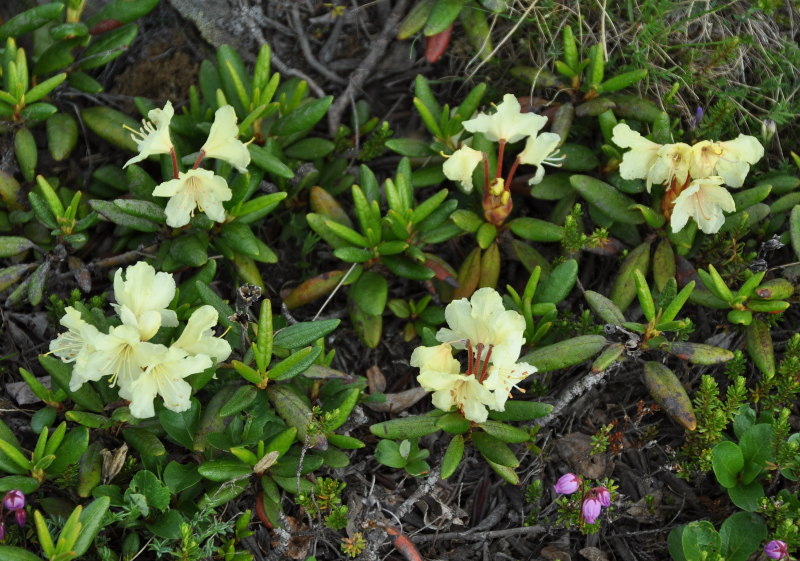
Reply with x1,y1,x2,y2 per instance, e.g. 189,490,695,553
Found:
553,473,581,495
764,540,789,560
582,496,602,524
595,486,611,507
2,490,24,511
14,509,25,528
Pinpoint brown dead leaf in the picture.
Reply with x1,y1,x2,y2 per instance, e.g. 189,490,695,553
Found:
364,387,427,413
541,545,572,561
272,516,311,560
579,546,609,561
366,365,386,393
556,432,613,479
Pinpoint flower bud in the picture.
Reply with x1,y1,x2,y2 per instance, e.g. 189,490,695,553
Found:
764,540,788,560
2,490,25,511
0,521,5,541
553,473,581,495
761,119,777,145
14,509,26,527
582,496,602,524
595,486,611,507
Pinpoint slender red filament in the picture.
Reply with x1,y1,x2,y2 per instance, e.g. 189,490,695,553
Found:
466,339,474,376
478,346,493,383
495,139,506,180
170,147,179,179
192,150,206,170
505,156,521,189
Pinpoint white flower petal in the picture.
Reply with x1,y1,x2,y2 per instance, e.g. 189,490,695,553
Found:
154,169,233,227
200,105,251,173
463,94,547,143
123,101,174,168
174,305,232,361
671,177,734,234
443,146,483,192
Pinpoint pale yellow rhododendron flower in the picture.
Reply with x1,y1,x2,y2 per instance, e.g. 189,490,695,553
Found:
173,305,232,362
200,105,251,173
126,346,211,418
442,145,483,192
463,94,547,143
153,168,232,227
483,361,537,411
123,101,175,168
689,135,764,188
649,142,692,188
410,288,536,421
436,287,527,368
49,307,109,391
92,324,159,394
611,123,662,190
112,261,178,341
412,344,496,423
518,132,562,185
670,176,735,234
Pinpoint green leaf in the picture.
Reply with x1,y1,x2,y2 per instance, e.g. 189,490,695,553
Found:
642,361,696,431
0,236,34,258
0,476,39,494
370,416,440,440
40,354,104,412
570,174,644,224
272,96,334,136
159,400,200,449
0,3,64,41
472,431,519,467
681,520,722,561
478,421,529,443
375,440,407,468
508,217,563,242
661,342,734,365
719,511,766,561
385,138,433,157
633,270,656,322
611,241,651,312
81,106,139,152
745,319,775,380
739,424,772,484
15,127,37,182
0,438,31,471
46,113,78,161
267,385,326,448
530,172,573,200
584,290,626,325
534,259,577,304
198,459,252,482
122,427,166,457
163,461,201,494
727,480,764,512
80,24,139,70
598,69,648,93
46,427,89,475
273,319,340,349
216,44,251,114
521,335,606,372
352,271,387,316
488,400,553,421
712,441,744,488
441,435,464,479
0,546,45,561
130,470,170,512
424,0,463,36
72,496,110,556
268,346,321,381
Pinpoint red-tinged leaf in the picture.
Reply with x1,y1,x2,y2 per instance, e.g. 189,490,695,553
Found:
425,23,453,63
88,19,123,35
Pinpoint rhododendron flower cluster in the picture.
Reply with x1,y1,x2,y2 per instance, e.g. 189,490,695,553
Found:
411,288,536,423
553,473,611,525
443,94,563,226
50,261,231,418
612,124,764,234
1,489,26,539
124,103,250,227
